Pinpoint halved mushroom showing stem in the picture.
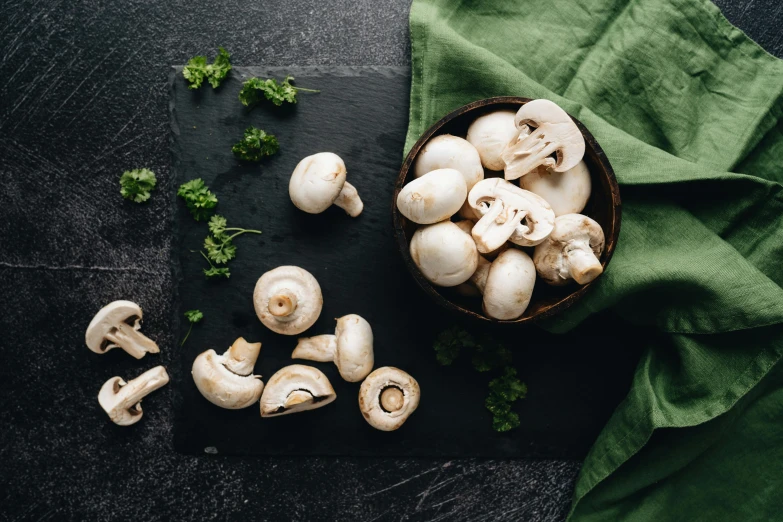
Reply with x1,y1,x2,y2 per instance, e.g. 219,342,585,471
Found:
501,99,585,180
409,220,479,287
260,365,337,417
473,249,537,320
254,266,323,335
533,214,605,286
468,178,555,253
359,367,420,431
466,110,519,171
396,168,467,225
191,337,264,409
519,161,592,216
413,134,484,191
98,365,169,426
293,314,374,382
289,152,364,217
86,300,159,359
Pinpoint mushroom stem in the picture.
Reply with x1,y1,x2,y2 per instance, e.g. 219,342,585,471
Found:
333,181,364,217
471,200,525,253
380,387,404,412
268,290,298,317
470,256,492,294
100,366,170,426
104,322,160,360
224,337,262,376
565,246,603,285
292,335,337,362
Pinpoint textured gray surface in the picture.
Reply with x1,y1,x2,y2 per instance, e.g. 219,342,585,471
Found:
0,0,780,520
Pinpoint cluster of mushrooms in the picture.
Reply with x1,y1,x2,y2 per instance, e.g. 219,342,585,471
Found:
89,152,420,432
396,99,606,320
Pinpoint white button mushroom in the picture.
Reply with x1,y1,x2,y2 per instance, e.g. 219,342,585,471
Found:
191,337,264,409
501,99,585,180
289,152,364,217
396,168,468,224
409,220,479,287
468,178,555,253
86,300,159,359
98,366,170,426
533,213,605,286
466,110,519,171
292,314,374,382
519,161,592,216
472,249,537,320
253,266,323,335
413,134,484,191
358,367,420,431
260,364,337,417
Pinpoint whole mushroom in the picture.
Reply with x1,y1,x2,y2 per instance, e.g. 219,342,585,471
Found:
359,367,420,431
473,249,537,320
289,152,364,217
519,161,592,216
292,314,374,382
98,366,170,426
86,300,159,359
533,213,605,286
409,220,479,287
396,168,467,224
466,110,519,171
254,266,323,335
501,99,585,180
260,365,337,417
413,134,484,191
191,337,264,409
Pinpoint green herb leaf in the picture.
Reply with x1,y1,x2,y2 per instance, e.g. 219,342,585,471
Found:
433,325,477,365
204,234,236,264
183,48,232,89
232,126,279,161
207,214,228,236
238,75,319,107
486,367,527,432
184,309,203,323
491,410,521,432
204,266,231,279
471,337,512,373
119,168,157,203
177,178,218,221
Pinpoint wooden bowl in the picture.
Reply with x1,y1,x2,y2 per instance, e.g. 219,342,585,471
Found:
392,97,621,324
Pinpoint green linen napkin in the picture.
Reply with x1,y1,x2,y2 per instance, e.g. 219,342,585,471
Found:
406,0,783,519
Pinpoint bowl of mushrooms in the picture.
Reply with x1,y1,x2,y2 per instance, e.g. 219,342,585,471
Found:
393,97,621,324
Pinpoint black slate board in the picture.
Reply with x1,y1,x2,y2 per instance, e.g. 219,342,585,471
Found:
171,66,644,458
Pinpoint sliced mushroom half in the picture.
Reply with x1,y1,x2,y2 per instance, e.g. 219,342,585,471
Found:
254,266,323,335
359,367,420,431
98,366,170,426
533,213,605,286
86,300,159,359
260,365,337,417
292,314,374,382
192,337,264,409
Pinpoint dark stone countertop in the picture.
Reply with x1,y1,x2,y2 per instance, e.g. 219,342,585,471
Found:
0,1,780,520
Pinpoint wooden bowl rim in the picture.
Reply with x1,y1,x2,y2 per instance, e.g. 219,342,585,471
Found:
392,96,622,325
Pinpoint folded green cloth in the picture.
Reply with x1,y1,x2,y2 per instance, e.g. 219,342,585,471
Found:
406,0,783,519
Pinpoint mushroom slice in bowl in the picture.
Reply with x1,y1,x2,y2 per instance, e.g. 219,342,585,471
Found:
260,365,337,417
359,367,420,431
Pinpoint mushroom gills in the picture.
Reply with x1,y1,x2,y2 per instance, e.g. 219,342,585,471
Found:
260,365,337,417
86,300,160,359
98,366,170,426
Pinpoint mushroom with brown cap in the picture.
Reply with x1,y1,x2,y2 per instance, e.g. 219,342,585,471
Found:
289,152,364,217
86,300,159,359
409,220,478,287
260,364,337,417
413,134,484,191
472,249,537,320
359,367,420,431
292,314,374,382
466,110,519,171
533,213,605,286
254,266,323,335
98,365,169,426
468,178,555,253
396,168,467,225
501,99,585,180
519,161,592,216
191,337,264,409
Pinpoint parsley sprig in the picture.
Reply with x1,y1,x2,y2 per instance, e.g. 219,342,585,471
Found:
200,214,260,277
177,178,218,221
120,168,157,203
232,127,279,162
181,309,203,347
182,47,232,89
238,75,319,107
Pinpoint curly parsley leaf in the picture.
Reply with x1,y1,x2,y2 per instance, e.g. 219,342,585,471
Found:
238,75,319,107
472,337,512,373
203,215,261,266
180,309,204,347
177,178,218,221
232,127,279,161
486,367,527,432
434,325,477,366
204,266,230,279
119,168,157,203
183,47,232,89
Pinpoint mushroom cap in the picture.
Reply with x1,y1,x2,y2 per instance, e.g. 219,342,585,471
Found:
289,152,347,214
409,221,479,287
191,341,264,410
359,366,420,431
466,110,518,171
413,134,484,191
85,300,143,353
254,266,323,335
98,366,170,426
334,314,374,382
483,249,537,320
396,168,467,225
260,364,337,417
519,161,592,216
533,213,605,286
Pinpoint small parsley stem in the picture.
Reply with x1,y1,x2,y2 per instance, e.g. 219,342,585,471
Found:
180,323,194,347
224,229,261,242
200,250,216,268
295,87,320,93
